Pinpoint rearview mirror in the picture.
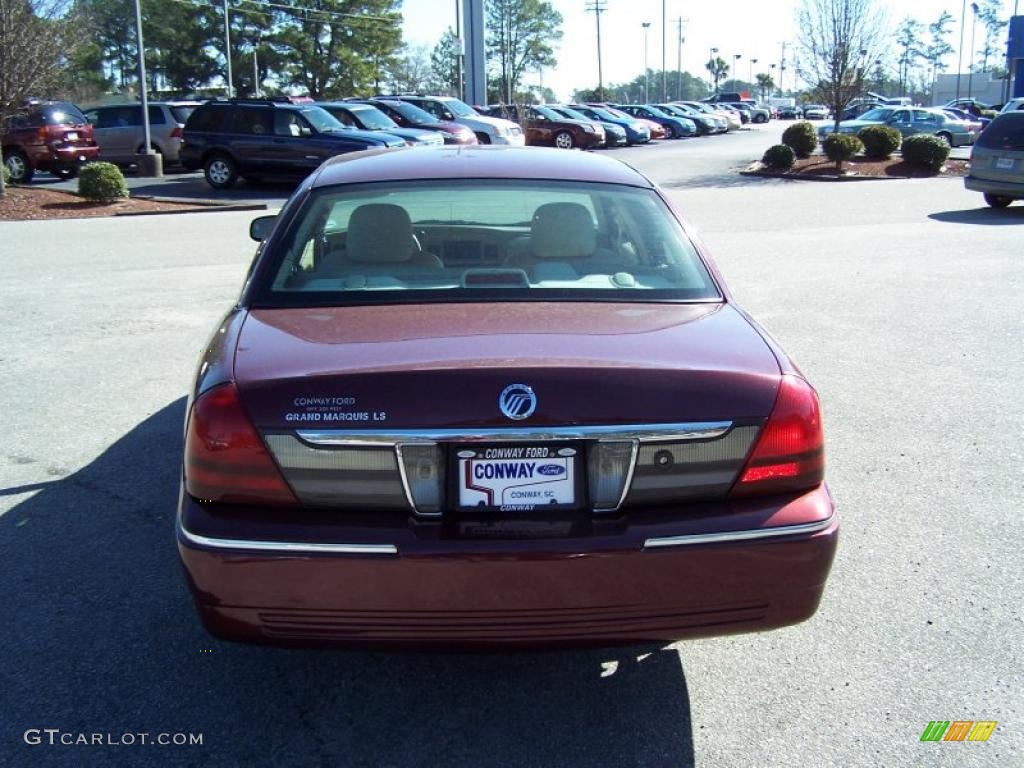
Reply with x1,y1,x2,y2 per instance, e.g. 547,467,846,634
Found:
249,215,276,241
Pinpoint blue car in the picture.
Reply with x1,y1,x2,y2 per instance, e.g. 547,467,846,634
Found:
571,104,651,144
613,104,696,139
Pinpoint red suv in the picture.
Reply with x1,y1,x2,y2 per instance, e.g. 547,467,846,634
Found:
2,101,99,183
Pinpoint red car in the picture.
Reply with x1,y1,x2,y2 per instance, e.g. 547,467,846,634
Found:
178,146,837,649
2,101,99,182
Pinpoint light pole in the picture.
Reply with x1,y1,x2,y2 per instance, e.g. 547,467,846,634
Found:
709,47,719,94
223,0,233,97
968,2,979,99
733,54,742,91
661,0,667,101
956,0,967,101
642,22,651,103
770,63,777,96
455,0,463,100
749,58,757,93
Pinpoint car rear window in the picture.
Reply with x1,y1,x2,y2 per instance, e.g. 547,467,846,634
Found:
257,180,720,306
976,114,1024,151
170,105,196,124
40,103,88,125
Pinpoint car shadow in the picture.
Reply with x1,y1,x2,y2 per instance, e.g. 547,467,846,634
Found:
1,399,695,768
126,176,297,202
928,206,1024,225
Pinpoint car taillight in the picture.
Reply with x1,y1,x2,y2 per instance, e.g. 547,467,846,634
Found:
184,383,298,506
730,375,824,498
170,125,183,139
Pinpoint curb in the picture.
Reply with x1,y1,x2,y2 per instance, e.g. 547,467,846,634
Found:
741,161,965,182
115,201,268,216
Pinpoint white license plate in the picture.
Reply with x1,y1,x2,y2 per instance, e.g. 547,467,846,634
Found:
65,132,78,141
456,445,577,511
996,157,1015,170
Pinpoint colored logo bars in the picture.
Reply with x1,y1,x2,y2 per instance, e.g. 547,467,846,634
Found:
920,721,997,742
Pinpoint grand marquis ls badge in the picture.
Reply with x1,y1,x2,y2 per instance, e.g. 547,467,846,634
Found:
499,384,537,421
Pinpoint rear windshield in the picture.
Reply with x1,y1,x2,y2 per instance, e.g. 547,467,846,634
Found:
41,103,88,125
976,114,1024,151
378,101,436,125
170,105,196,124
349,105,394,129
256,180,720,306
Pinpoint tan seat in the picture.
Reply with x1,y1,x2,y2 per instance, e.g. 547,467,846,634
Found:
505,202,620,277
329,203,442,273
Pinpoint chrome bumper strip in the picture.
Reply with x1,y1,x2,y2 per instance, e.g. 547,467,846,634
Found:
177,519,398,555
643,514,835,549
296,421,733,447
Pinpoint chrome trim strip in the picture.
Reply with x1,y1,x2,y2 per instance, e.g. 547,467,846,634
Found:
296,422,732,447
643,515,835,549
177,520,398,555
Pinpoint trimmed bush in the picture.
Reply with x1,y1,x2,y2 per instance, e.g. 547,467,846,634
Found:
901,134,950,172
781,121,818,158
761,144,796,169
857,125,902,159
822,134,863,169
78,162,128,201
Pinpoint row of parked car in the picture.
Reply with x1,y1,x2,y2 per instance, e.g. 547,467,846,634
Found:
2,94,774,188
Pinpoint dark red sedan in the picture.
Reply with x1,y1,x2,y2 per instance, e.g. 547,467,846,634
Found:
178,146,837,649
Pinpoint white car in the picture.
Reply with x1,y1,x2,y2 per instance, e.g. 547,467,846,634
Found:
389,95,526,146
1000,97,1024,114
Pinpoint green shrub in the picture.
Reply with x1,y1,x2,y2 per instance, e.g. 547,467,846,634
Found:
761,144,796,169
901,134,950,172
2,160,9,185
857,125,902,159
78,162,128,201
781,121,818,158
822,134,863,169
981,109,998,119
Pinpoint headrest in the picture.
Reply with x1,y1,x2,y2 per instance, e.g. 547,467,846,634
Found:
345,204,414,263
530,202,596,259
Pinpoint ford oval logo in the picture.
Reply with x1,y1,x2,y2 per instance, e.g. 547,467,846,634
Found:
536,464,565,477
499,384,536,421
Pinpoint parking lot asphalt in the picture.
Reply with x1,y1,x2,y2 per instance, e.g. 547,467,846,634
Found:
1,126,1020,768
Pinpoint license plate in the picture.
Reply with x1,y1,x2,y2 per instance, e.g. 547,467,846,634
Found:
65,132,78,141
996,157,1015,170
454,444,578,512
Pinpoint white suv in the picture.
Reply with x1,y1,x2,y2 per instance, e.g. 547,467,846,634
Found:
388,95,525,146
1000,98,1024,114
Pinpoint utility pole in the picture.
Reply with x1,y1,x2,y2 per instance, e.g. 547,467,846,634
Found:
780,41,787,95
968,2,979,99
585,1,608,100
956,0,966,101
455,0,463,100
661,0,667,101
676,17,687,100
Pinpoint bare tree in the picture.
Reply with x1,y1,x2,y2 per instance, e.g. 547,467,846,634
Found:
0,0,84,197
796,0,888,132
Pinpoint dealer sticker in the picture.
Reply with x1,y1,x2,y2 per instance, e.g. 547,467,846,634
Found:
456,445,577,511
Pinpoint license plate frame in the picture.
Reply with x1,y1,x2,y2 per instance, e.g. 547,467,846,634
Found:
995,157,1015,170
450,443,584,513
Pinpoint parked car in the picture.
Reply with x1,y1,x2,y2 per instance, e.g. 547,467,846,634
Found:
177,145,838,648
727,102,770,123
945,98,992,115
680,101,740,131
613,104,696,138
841,102,883,121
802,104,829,120
818,106,975,146
656,103,725,135
2,100,99,182
382,94,525,145
316,102,443,146
180,98,405,189
941,108,985,137
777,104,803,119
717,103,749,124
575,104,652,144
362,99,477,144
964,111,1024,208
545,105,627,147
482,104,604,149
999,97,1024,114
82,101,199,167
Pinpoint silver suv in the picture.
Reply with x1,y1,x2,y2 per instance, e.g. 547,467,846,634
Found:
83,102,200,166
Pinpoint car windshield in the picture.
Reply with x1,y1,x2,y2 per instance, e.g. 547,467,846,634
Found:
42,103,88,125
976,114,1024,150
557,107,590,121
442,99,477,117
604,107,633,120
260,180,720,306
856,108,893,121
584,107,618,121
350,106,396,130
378,101,434,125
170,105,196,123
299,107,345,132
534,106,562,120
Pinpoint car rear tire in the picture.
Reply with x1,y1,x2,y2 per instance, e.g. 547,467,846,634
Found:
936,132,953,146
983,193,1013,208
4,150,33,183
554,130,575,149
475,132,491,144
204,154,238,189
754,115,767,124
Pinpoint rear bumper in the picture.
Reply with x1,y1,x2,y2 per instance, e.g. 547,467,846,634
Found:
37,145,99,170
965,175,1024,198
491,134,527,146
177,485,838,649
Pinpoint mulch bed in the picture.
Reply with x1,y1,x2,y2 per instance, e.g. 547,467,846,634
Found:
745,155,969,180
0,186,253,220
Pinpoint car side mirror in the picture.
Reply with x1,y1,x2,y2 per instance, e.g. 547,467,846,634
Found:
249,215,276,241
